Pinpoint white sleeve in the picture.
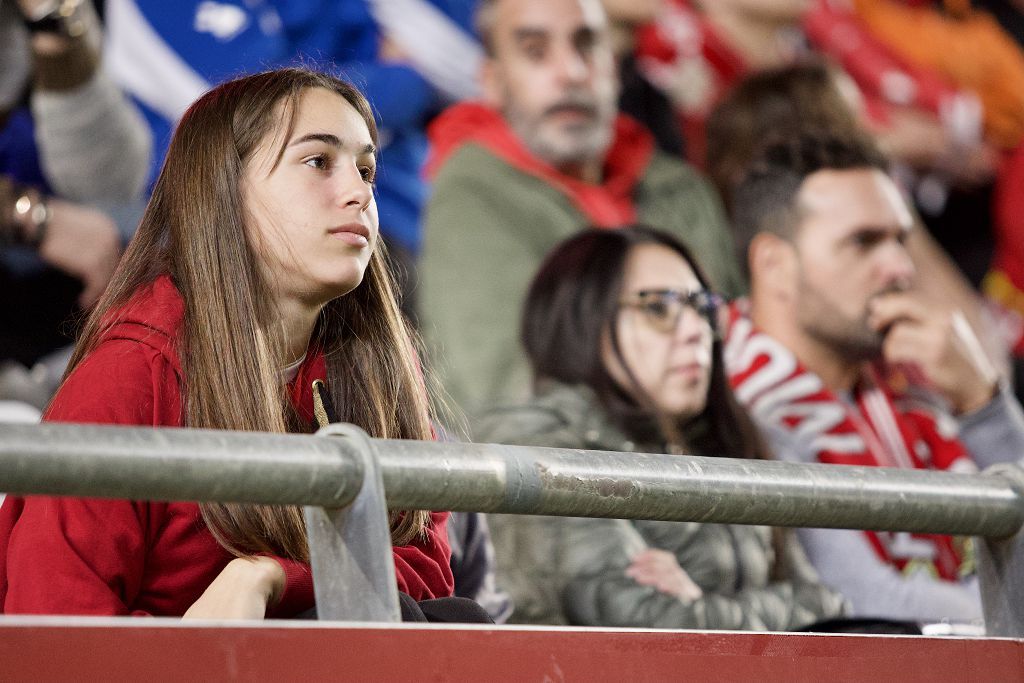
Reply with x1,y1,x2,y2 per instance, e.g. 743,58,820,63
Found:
761,418,983,624
31,72,152,202
958,386,1024,470
797,526,982,623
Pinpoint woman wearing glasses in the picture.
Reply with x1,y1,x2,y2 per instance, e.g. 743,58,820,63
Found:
477,226,846,629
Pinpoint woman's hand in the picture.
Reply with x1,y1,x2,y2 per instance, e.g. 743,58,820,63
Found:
625,548,703,602
183,557,285,620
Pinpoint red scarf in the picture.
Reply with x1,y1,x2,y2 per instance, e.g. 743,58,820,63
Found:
426,102,655,227
724,302,974,581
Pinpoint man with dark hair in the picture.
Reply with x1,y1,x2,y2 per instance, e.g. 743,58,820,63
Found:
724,132,1024,625
419,0,741,419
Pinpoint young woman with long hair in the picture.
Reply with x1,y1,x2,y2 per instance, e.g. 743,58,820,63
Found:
478,226,846,629
0,68,452,618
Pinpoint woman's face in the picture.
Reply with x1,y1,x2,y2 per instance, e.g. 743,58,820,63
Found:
602,243,714,419
243,87,379,306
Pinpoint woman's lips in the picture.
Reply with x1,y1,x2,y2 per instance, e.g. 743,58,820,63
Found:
329,223,370,248
668,363,706,380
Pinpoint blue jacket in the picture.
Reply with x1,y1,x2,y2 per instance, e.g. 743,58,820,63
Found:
109,0,478,253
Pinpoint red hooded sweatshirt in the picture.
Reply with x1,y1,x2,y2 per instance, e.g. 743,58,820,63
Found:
425,102,655,228
0,275,452,616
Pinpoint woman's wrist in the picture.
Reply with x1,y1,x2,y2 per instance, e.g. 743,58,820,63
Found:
228,557,286,609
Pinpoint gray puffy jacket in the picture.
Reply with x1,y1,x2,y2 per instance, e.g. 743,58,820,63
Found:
475,383,848,629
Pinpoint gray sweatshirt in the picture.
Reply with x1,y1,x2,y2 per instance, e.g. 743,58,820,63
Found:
763,387,1024,624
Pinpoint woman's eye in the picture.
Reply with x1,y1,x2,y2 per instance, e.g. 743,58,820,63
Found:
360,165,376,183
642,300,672,321
691,292,713,315
304,154,329,170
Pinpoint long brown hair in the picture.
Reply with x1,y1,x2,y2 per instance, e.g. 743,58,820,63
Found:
522,226,770,461
65,68,432,560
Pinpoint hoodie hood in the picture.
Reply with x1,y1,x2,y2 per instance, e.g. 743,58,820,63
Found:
426,102,656,227
98,274,186,375
93,275,325,423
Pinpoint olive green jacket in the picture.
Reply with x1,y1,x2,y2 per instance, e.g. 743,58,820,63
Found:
475,383,848,629
420,142,743,421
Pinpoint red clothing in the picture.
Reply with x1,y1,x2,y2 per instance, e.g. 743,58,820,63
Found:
0,275,453,616
634,0,977,165
725,302,971,580
983,144,1024,355
425,102,655,228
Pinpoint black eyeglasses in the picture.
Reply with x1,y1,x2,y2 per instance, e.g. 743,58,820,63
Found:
619,289,722,333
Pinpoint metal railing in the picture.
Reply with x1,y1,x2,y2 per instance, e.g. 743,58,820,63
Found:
1,421,1023,635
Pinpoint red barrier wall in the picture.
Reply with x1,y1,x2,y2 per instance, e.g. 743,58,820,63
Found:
1,617,1021,682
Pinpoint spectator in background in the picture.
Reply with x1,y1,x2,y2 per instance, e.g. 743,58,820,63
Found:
725,132,1024,624
601,0,687,156
634,0,811,166
420,0,741,420
476,226,846,629
850,0,1024,153
1,0,151,412
636,0,1002,290
704,62,1009,381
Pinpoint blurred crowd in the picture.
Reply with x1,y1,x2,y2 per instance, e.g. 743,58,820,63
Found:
4,0,1024,630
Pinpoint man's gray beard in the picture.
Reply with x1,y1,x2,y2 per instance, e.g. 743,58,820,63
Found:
505,106,613,169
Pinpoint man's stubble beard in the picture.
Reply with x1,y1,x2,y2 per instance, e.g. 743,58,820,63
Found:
795,272,886,364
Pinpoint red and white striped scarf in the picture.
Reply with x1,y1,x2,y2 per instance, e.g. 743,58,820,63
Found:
723,301,975,580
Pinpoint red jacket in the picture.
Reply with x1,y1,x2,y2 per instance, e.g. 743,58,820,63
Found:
0,275,453,616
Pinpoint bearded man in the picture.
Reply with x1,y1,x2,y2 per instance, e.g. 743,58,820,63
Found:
725,132,1024,625
419,0,741,418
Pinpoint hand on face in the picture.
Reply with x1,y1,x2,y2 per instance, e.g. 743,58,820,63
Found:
868,291,998,414
626,548,703,602
182,556,286,620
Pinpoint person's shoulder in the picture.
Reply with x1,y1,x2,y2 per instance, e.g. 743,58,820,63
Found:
425,144,579,241
432,143,505,180
432,143,560,198
641,150,714,193
756,418,818,464
45,338,182,426
473,384,594,448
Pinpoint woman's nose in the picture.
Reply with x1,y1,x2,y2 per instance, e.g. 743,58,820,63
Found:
337,163,372,210
672,308,707,345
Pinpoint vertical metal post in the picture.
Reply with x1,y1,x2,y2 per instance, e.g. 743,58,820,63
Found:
977,463,1024,637
303,424,400,622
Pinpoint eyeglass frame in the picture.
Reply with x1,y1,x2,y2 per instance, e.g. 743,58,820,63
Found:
617,288,723,335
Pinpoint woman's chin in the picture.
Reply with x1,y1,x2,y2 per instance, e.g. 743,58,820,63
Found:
317,270,366,302
658,395,708,421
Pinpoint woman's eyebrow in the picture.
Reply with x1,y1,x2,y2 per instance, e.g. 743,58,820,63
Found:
287,132,375,155
288,132,340,148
